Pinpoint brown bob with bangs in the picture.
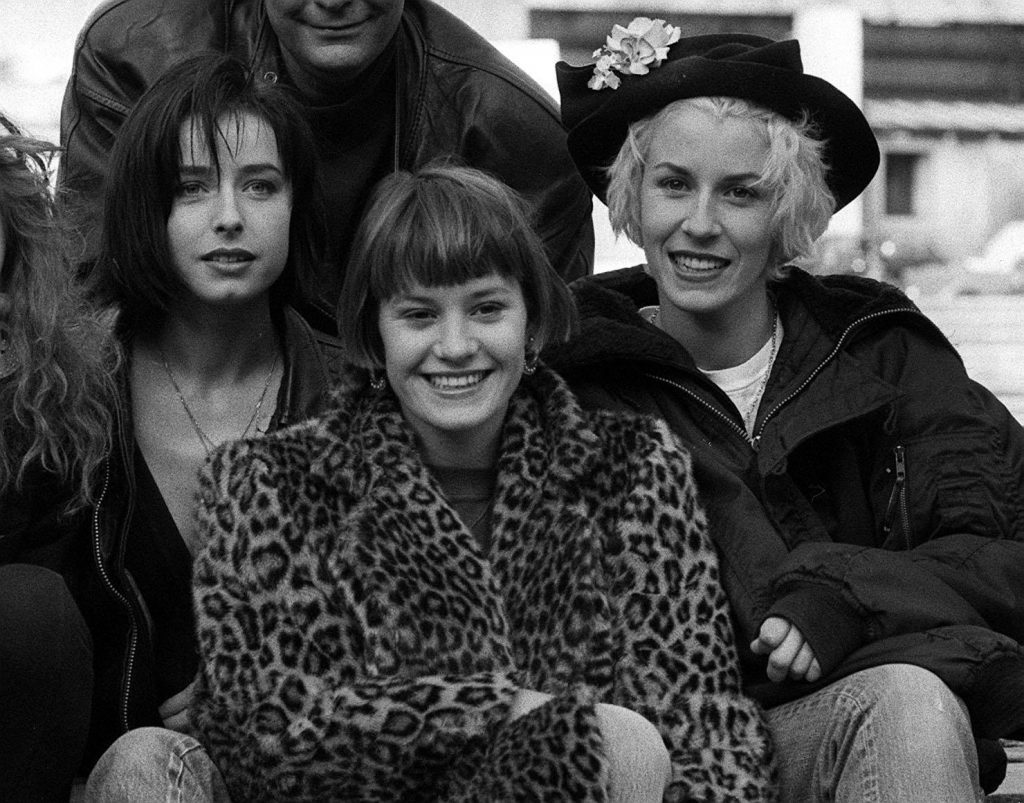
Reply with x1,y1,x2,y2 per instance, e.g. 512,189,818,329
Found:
337,163,577,369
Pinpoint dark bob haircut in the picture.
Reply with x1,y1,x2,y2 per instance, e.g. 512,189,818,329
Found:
92,53,325,329
337,163,578,369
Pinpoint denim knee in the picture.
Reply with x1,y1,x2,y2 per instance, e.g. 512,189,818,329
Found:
85,727,230,803
596,702,671,801
767,663,983,802
850,663,972,742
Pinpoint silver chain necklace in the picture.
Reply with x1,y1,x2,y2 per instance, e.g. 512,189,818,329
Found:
646,302,780,433
741,306,780,434
160,349,279,456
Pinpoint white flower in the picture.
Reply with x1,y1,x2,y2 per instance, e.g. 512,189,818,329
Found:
589,17,682,91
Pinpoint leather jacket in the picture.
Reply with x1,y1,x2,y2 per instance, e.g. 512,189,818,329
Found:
1,307,348,766
59,0,594,325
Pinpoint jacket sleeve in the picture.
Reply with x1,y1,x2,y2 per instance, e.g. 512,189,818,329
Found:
58,6,146,264
59,0,223,264
608,419,777,801
422,61,594,281
463,90,594,281
190,438,609,801
767,332,1024,678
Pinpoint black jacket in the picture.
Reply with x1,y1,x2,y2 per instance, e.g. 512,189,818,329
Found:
59,0,594,329
547,267,1024,789
0,307,347,766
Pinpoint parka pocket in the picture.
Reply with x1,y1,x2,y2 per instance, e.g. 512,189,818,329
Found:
881,445,909,547
882,428,1014,549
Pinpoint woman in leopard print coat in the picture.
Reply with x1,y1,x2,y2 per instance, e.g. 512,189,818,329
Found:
191,165,775,801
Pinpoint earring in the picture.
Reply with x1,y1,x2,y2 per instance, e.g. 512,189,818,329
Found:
369,370,386,391
523,337,538,376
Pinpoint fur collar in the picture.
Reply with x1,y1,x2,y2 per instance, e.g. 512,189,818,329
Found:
320,365,604,498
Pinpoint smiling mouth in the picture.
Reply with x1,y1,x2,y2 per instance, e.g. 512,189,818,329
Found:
425,371,490,390
671,253,729,272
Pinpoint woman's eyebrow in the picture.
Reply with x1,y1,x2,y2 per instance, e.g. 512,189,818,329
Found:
177,163,214,177
650,161,763,182
236,163,285,177
176,163,284,177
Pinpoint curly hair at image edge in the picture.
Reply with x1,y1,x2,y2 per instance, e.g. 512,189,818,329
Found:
0,133,119,507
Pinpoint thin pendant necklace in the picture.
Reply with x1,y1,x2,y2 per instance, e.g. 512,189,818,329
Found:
645,302,780,433
742,304,780,435
160,348,280,457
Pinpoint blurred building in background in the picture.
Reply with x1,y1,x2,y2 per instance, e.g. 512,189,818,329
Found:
0,0,96,143
444,0,1024,279
5,0,1024,278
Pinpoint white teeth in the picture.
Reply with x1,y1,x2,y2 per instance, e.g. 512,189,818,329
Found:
427,372,485,389
673,255,727,271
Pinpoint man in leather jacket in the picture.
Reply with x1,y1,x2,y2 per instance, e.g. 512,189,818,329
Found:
59,0,594,333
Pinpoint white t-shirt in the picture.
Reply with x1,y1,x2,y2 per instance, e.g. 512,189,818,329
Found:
700,316,784,437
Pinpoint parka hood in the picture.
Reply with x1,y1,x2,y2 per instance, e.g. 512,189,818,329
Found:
547,265,950,375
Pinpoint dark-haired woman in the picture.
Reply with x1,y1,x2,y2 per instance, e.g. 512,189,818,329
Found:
75,53,347,799
548,19,1024,801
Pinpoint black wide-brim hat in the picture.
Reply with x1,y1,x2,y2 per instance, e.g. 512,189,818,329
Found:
556,32,879,210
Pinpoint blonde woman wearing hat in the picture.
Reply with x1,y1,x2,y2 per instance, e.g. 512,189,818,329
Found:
549,20,1024,802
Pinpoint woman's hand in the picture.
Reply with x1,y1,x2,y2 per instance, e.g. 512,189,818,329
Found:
750,616,822,682
507,688,553,722
159,680,196,732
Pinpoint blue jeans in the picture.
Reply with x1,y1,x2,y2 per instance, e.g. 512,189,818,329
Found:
85,709,669,802
85,727,230,803
767,663,984,802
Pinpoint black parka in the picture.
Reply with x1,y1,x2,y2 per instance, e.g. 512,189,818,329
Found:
547,266,1024,787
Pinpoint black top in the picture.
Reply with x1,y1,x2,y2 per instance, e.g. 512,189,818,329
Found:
291,35,399,331
125,443,197,702
428,464,497,554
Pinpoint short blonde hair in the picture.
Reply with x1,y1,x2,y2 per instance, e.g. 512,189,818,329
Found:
605,96,835,277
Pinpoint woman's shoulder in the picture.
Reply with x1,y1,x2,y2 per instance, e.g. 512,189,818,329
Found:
544,370,691,474
209,401,359,487
533,365,679,445
588,407,691,474
579,401,673,440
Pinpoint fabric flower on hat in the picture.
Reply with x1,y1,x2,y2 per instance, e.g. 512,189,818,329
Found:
588,18,682,91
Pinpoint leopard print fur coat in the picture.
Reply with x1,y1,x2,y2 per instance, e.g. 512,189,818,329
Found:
191,366,776,801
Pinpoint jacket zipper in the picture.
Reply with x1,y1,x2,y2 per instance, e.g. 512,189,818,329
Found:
644,307,927,452
882,445,909,546
641,371,752,445
92,460,139,732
